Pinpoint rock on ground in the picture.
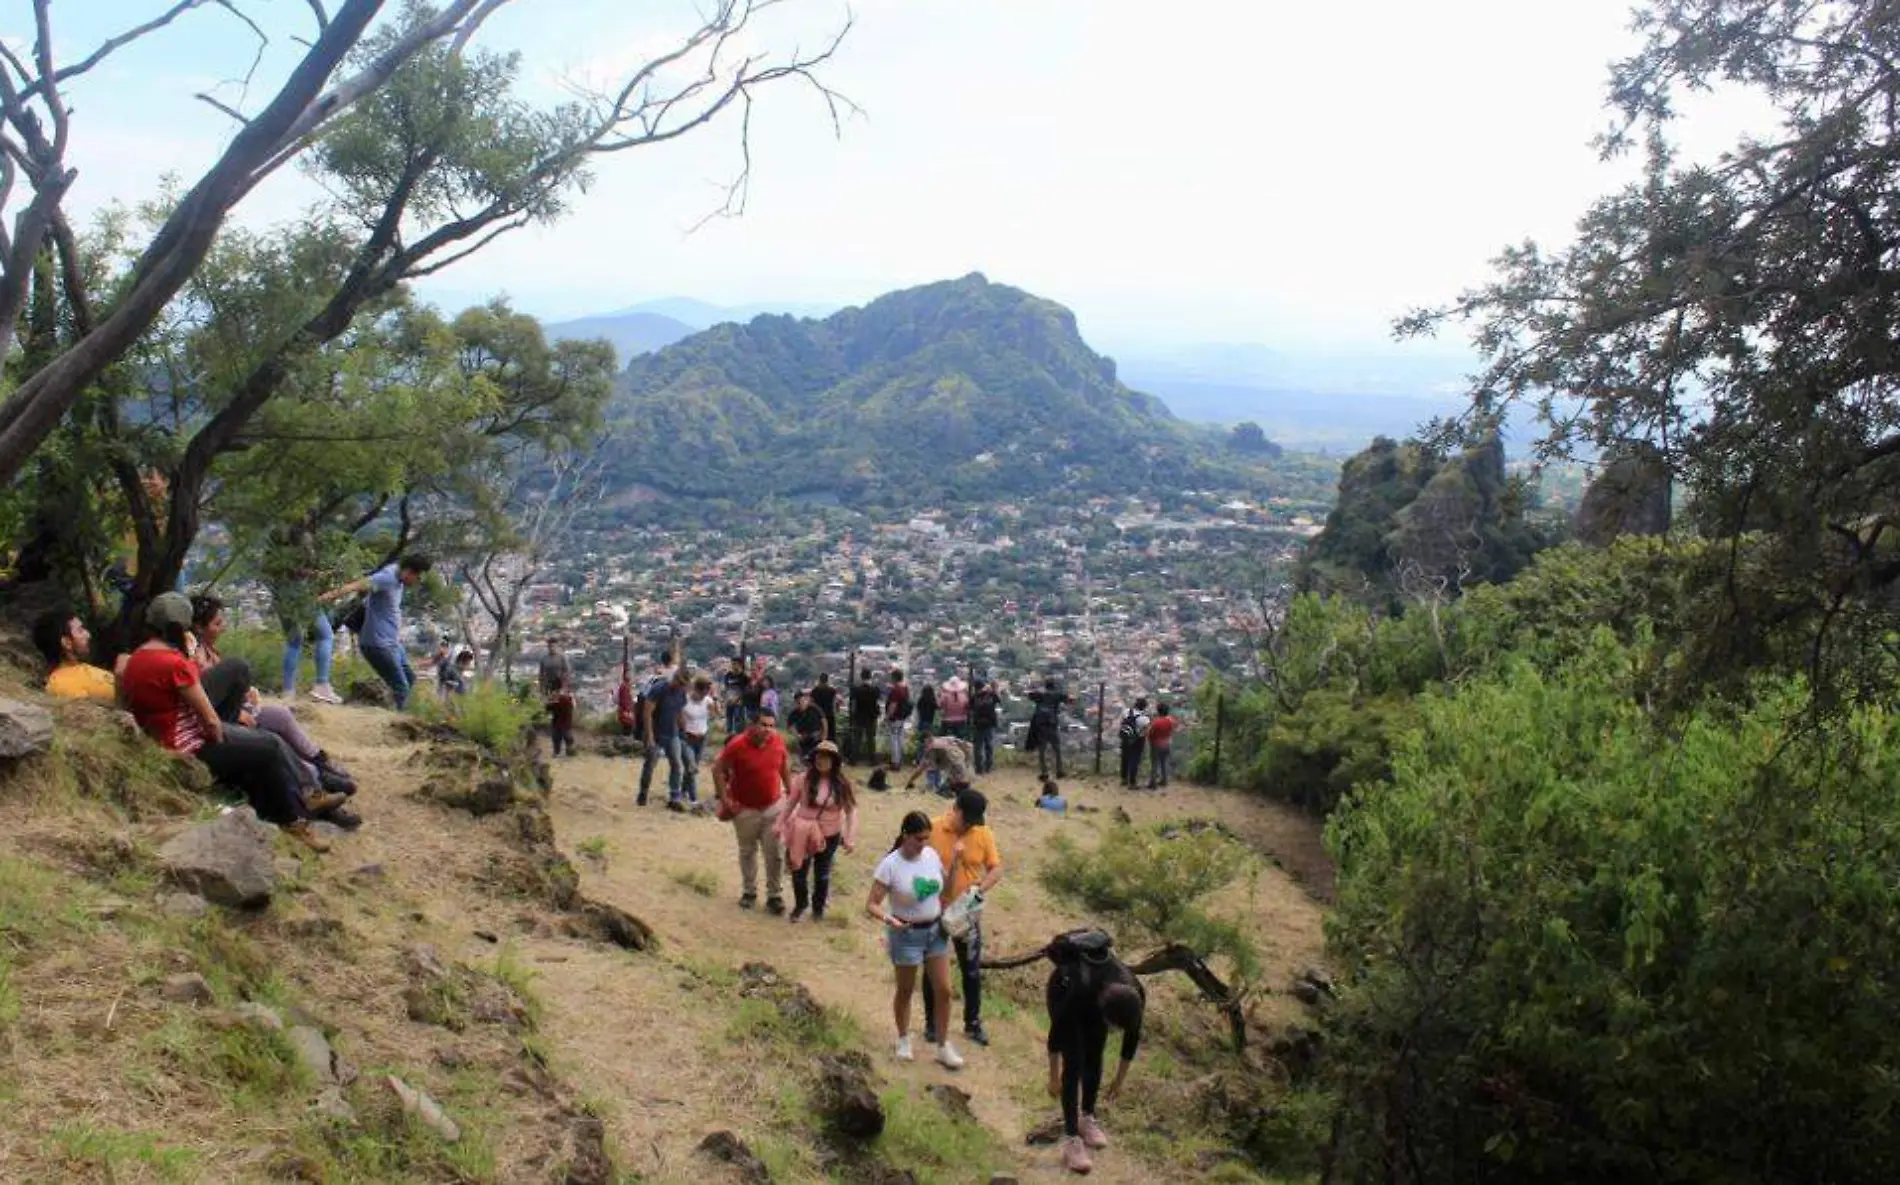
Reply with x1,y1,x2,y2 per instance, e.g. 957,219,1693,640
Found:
159,972,214,1005
385,1075,460,1142
0,697,53,760
696,1130,769,1184
158,808,278,908
815,1051,886,1140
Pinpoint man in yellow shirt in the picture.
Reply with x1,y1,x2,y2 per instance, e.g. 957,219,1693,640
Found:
32,609,118,704
924,787,1005,1047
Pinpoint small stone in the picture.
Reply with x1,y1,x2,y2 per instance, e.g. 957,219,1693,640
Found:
310,821,347,839
1025,1115,1067,1146
925,1082,974,1122
287,1025,338,1085
989,1175,1021,1185
160,892,209,919
349,863,386,881
160,972,214,1005
404,944,450,982
696,1130,768,1184
311,1086,356,1124
385,1075,459,1142
222,1001,283,1032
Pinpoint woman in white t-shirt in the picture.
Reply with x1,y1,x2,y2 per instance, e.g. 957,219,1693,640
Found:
867,810,965,1070
679,675,714,803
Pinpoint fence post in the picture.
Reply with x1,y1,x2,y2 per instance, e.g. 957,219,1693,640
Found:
1212,693,1226,785
845,648,859,763
1093,681,1106,777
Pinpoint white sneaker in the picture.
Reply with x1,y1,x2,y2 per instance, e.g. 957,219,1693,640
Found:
894,1035,914,1062
309,684,342,705
935,1040,964,1070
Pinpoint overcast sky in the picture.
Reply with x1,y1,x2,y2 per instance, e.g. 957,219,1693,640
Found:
25,0,1764,350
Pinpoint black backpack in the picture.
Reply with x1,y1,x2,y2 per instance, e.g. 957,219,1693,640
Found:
972,690,999,728
1117,711,1143,745
333,597,368,635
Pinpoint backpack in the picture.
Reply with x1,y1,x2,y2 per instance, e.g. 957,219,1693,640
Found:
615,678,636,732
972,690,999,728
889,688,913,721
1117,711,1143,745
333,596,368,635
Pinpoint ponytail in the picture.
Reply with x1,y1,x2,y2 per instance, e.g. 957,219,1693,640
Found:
888,809,932,854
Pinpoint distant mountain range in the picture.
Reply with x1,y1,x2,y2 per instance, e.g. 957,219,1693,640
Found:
594,274,1294,506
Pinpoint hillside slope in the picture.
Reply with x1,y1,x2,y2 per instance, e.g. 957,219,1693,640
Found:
602,274,1280,504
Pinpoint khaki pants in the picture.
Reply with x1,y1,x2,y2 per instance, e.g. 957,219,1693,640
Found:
732,804,784,901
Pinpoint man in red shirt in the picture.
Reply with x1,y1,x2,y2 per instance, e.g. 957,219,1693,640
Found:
712,707,792,913
1146,703,1181,790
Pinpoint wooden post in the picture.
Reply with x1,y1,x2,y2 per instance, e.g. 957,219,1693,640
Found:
1212,692,1226,785
1093,680,1106,776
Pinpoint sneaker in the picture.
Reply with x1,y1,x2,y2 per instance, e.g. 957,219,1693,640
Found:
738,894,757,911
308,684,342,705
765,897,786,916
1060,1135,1093,1174
894,1035,914,1062
1079,1115,1109,1150
963,1022,990,1047
788,905,807,923
665,799,686,814
285,821,330,853
935,1040,964,1070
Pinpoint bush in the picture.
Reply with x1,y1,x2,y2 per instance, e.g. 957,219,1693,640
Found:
1322,635,1900,1183
1041,822,1259,980
215,627,375,696
415,679,538,752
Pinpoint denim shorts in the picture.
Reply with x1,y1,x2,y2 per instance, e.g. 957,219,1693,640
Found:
886,921,948,966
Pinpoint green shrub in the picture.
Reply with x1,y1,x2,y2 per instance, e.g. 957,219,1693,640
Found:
446,679,538,752
1322,635,1900,1183
216,626,375,695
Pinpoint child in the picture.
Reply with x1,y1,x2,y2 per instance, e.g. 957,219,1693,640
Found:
1036,777,1068,814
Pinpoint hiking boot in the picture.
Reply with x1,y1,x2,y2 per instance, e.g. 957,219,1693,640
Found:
788,905,807,923
285,821,330,853
665,799,686,813
738,893,757,911
935,1040,964,1070
1079,1114,1109,1150
317,765,357,797
963,1022,990,1047
303,790,349,815
894,1035,914,1061
765,896,786,916
1060,1135,1093,1174
323,806,364,832
309,684,342,705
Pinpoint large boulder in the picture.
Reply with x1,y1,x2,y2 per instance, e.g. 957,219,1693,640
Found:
0,697,53,760
158,808,279,908
814,1051,885,1140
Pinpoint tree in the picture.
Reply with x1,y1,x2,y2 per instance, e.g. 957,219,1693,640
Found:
1229,420,1280,456
0,0,851,586
1400,0,1900,699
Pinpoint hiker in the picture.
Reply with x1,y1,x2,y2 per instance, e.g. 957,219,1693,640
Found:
435,640,464,699
922,788,1004,1048
760,674,781,720
712,707,790,914
773,740,858,923
120,594,340,852
539,636,575,757
263,524,341,705
189,595,360,820
32,608,118,704
680,675,714,803
866,809,965,1070
1036,778,1068,814
641,665,691,810
788,689,826,766
810,672,840,742
849,670,881,765
914,682,938,758
722,656,749,737
969,679,1001,774
1043,931,1147,1174
1146,703,1179,789
1027,678,1072,779
905,734,976,797
743,659,768,722
883,669,913,769
938,675,970,740
1118,697,1152,789
317,554,432,709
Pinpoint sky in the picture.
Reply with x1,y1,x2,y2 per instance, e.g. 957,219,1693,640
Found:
20,0,1771,351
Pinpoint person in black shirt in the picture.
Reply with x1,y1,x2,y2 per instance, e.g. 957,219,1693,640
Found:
970,679,1001,774
1044,935,1146,1175
810,672,839,742
848,671,882,766
788,690,826,765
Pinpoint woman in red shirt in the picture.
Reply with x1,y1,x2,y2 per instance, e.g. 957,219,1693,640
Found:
120,594,337,852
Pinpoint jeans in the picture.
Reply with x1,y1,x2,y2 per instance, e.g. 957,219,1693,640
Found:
972,726,995,774
641,733,683,803
252,703,322,789
1149,746,1173,788
680,734,705,801
548,699,575,756
732,805,784,900
886,721,907,768
1120,740,1146,787
281,613,334,694
196,724,309,826
850,718,878,764
791,833,840,916
1039,729,1065,779
923,914,984,1036
725,700,746,737
361,644,414,710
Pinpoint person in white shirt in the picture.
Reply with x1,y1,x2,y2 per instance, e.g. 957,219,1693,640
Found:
680,674,714,803
866,810,965,1070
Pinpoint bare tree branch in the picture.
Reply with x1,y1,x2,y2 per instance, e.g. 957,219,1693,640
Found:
19,0,218,103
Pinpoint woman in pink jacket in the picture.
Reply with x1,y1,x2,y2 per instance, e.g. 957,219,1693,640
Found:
776,740,859,922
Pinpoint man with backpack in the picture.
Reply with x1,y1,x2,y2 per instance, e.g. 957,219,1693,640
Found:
1027,678,1071,780
1117,697,1152,789
883,669,913,770
969,679,1001,774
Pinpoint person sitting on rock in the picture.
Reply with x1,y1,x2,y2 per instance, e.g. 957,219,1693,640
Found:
31,607,118,704
119,593,342,852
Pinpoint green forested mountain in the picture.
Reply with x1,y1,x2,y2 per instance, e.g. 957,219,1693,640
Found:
600,274,1284,505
